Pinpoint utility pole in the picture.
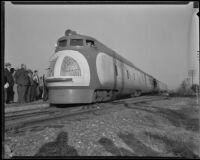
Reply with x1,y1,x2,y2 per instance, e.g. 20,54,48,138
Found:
192,70,194,86
198,51,200,88
188,69,195,86
197,51,199,104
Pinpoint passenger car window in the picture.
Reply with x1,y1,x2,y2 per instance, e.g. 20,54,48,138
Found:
127,70,130,79
70,39,83,46
58,39,67,47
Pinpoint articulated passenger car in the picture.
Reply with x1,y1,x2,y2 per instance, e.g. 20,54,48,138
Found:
46,30,167,104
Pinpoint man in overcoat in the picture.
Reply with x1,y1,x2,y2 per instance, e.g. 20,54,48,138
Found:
14,64,29,103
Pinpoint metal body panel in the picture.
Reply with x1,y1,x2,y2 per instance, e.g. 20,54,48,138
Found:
95,52,158,95
48,88,94,104
96,52,115,89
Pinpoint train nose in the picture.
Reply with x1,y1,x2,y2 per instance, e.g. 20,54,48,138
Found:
46,50,92,104
46,50,90,86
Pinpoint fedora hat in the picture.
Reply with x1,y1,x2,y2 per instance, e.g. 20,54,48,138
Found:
5,62,11,67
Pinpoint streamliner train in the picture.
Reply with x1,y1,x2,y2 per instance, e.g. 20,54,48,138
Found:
46,29,167,104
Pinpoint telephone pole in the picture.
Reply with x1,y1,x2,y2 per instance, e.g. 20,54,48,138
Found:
188,69,195,86
198,51,199,88
197,51,199,104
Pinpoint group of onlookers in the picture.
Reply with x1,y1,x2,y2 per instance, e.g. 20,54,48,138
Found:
4,62,47,104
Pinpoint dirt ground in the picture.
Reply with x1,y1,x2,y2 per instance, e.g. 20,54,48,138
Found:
4,97,200,158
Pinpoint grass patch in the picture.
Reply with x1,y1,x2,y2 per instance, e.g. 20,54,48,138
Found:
154,107,199,132
144,132,199,158
124,101,199,132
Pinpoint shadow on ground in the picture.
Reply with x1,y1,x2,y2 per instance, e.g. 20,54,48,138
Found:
98,132,160,157
35,131,79,156
118,132,160,157
120,101,199,132
144,131,200,158
98,131,199,158
98,137,136,156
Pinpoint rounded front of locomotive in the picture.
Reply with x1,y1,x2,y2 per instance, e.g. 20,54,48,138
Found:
46,36,98,104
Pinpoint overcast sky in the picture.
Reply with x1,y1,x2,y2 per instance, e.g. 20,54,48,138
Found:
5,2,199,90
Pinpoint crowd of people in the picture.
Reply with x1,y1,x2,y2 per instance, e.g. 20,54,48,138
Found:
4,62,47,104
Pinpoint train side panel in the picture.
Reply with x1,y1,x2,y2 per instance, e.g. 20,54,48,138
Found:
96,52,115,89
96,52,154,95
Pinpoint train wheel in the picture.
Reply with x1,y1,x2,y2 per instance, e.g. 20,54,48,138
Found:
92,91,98,103
137,90,141,96
132,90,141,97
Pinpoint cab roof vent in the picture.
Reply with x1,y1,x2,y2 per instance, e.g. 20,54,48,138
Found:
65,29,77,36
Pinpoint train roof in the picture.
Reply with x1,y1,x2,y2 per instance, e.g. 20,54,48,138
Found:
58,33,147,74
58,33,96,42
57,30,167,86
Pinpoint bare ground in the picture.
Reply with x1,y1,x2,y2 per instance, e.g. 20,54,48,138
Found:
4,97,200,158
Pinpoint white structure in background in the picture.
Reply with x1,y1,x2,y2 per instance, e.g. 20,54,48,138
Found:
188,7,199,85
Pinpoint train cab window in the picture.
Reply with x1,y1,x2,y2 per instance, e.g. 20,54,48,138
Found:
86,40,95,47
70,39,83,46
58,39,67,47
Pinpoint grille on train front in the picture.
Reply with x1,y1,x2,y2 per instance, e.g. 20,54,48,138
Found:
60,56,81,76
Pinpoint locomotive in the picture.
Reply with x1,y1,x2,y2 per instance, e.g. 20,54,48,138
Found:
46,29,167,104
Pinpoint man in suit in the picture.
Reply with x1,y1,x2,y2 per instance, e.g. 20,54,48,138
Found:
4,63,14,104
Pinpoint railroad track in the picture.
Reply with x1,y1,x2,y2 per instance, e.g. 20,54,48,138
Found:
5,95,168,134
113,95,168,104
5,103,102,133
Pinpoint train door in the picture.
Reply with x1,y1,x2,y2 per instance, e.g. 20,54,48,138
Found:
153,78,157,90
141,73,146,91
144,74,147,91
113,58,123,94
134,70,140,90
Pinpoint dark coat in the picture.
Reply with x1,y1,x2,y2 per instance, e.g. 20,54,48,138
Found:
4,68,14,86
29,76,34,86
14,68,29,86
4,75,8,85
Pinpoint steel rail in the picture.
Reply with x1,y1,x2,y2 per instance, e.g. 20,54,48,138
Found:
5,96,168,134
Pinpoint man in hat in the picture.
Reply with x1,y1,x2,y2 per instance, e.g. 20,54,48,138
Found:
4,62,14,104
25,69,34,102
10,67,15,102
33,70,40,100
14,64,29,103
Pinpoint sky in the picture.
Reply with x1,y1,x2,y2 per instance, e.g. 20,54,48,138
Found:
5,2,199,90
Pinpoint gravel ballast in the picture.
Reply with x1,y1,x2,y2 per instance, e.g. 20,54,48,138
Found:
4,97,200,158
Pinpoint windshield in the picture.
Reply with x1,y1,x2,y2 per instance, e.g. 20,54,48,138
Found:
70,39,83,46
58,39,67,47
